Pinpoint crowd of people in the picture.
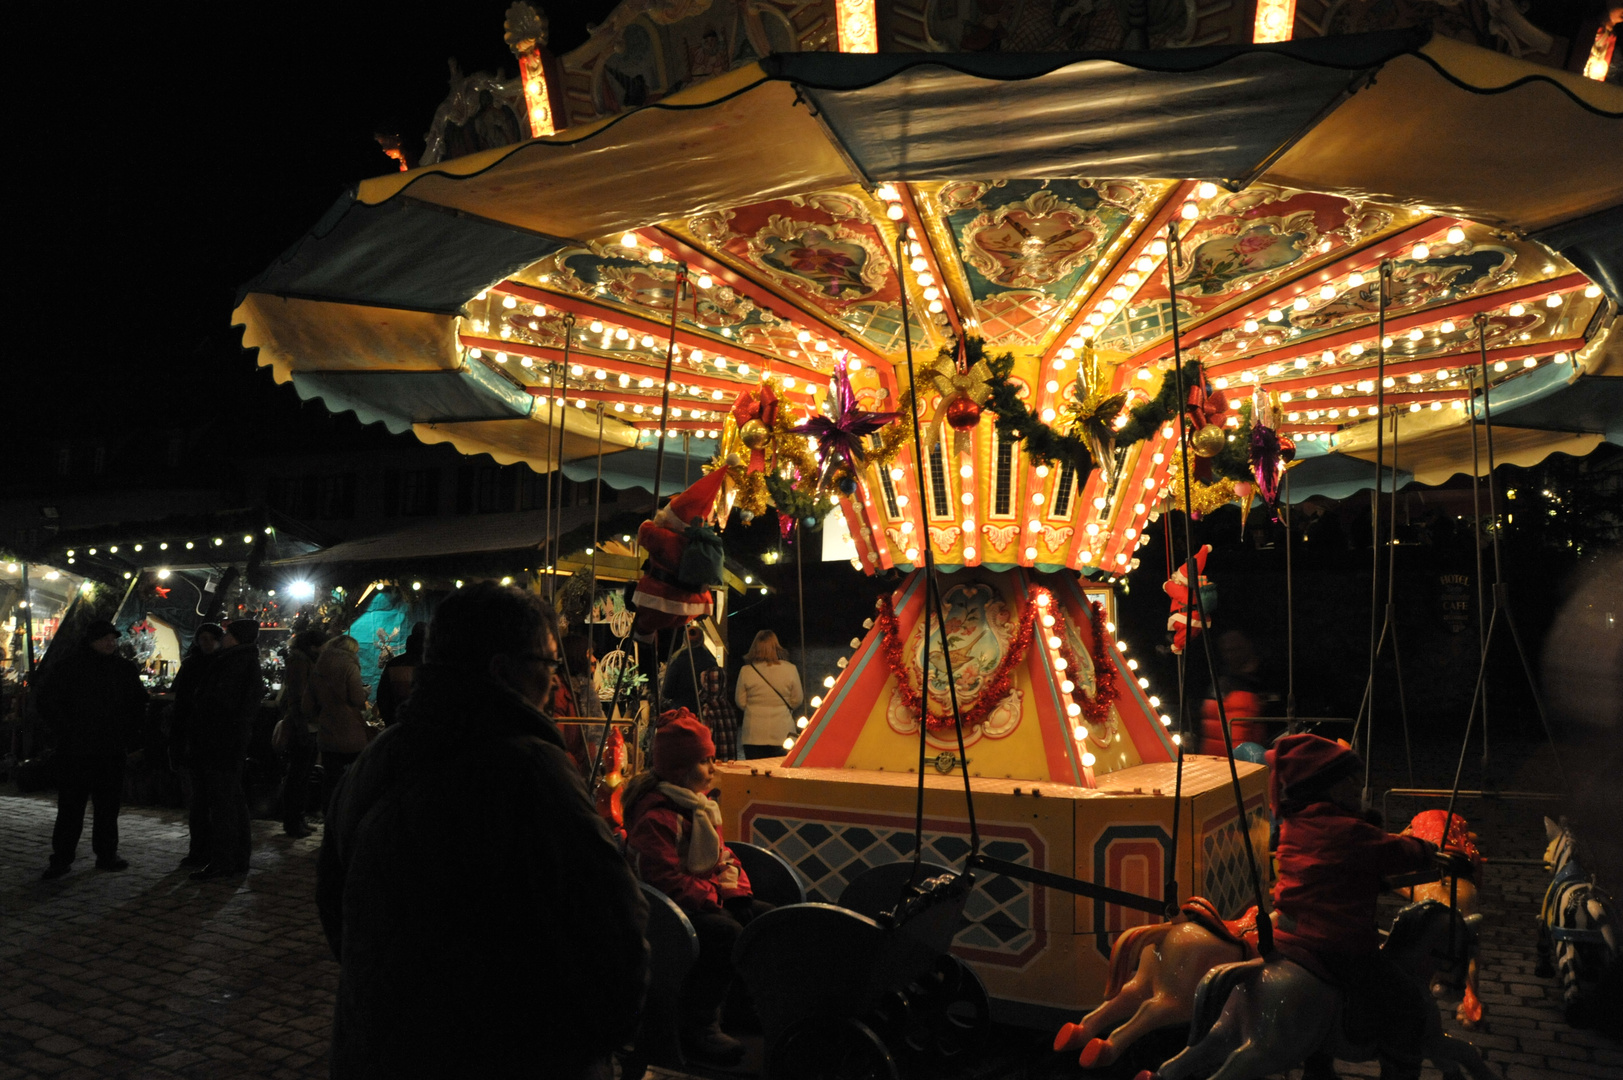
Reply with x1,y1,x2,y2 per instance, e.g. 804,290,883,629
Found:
34,582,800,1076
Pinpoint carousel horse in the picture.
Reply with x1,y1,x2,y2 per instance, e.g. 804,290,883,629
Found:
1139,901,1494,1080
1056,811,1485,1067
1394,810,1485,1028
1536,817,1619,1026
1053,899,1259,1069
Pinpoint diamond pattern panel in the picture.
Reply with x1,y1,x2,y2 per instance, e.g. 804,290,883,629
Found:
747,814,1037,960
1202,805,1270,919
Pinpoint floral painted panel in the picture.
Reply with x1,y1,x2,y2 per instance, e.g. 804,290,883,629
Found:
937,180,1154,347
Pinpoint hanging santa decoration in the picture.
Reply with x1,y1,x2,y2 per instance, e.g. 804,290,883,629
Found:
1164,544,1214,655
629,468,729,638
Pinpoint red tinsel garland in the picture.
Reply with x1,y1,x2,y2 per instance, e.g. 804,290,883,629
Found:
875,591,1038,733
1058,601,1122,731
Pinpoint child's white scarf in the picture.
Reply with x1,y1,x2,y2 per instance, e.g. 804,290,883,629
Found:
657,782,723,874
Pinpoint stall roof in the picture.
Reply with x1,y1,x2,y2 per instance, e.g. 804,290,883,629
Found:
268,506,601,568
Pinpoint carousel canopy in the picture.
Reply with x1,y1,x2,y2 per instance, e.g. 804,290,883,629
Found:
236,28,1622,575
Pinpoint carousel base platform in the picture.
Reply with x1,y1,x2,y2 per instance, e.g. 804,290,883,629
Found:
712,756,1269,1025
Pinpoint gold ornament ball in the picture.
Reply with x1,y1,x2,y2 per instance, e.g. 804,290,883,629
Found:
1190,423,1226,458
739,419,770,450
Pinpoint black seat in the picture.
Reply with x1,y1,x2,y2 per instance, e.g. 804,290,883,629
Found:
838,860,955,920
625,882,699,1073
730,840,808,907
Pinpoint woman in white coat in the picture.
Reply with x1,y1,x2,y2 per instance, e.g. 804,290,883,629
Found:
734,631,803,760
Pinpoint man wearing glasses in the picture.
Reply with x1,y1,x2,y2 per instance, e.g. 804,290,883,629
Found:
318,581,648,1079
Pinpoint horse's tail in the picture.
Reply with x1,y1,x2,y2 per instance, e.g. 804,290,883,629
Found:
1106,922,1174,998
1188,957,1267,1045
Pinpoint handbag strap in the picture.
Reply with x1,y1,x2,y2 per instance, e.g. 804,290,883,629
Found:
746,661,796,712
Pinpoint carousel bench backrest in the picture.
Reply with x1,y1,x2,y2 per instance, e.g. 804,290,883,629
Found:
730,840,808,907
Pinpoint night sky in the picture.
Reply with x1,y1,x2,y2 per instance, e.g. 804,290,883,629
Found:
18,2,620,438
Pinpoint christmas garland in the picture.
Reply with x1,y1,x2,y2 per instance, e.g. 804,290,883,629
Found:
765,472,835,530
1057,601,1123,730
875,590,1038,733
1114,359,1203,444
984,344,1095,475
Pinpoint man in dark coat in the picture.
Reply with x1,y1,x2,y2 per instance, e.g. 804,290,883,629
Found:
169,623,223,867
187,619,266,881
38,620,148,879
660,623,718,716
318,582,648,1080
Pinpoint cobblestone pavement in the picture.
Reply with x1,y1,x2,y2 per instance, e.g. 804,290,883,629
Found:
2,736,1618,1079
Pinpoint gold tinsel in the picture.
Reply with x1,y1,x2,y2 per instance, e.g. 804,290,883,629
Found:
1166,459,1238,517
711,376,821,522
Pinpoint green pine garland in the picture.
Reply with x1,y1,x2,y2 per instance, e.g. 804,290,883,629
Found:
982,342,1095,475
765,472,835,530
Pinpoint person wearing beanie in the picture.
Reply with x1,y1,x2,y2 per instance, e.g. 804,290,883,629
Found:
1265,733,1468,1080
185,619,266,881
624,708,770,1066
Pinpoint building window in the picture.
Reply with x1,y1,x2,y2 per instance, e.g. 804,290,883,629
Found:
991,432,1014,518
317,474,357,520
926,440,952,520
386,468,439,517
1052,460,1077,518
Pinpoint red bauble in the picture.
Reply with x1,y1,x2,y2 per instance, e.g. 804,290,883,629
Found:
1278,435,1297,463
945,397,982,431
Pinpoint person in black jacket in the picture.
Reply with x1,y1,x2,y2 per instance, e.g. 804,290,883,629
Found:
660,623,717,716
169,623,223,867
318,582,648,1080
38,620,149,880
187,619,266,882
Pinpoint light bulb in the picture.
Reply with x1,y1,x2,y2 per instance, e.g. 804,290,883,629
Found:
621,232,637,248
1412,243,1429,259
1447,226,1465,244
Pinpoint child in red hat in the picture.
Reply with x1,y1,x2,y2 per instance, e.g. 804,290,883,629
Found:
1266,734,1463,1080
624,709,770,1066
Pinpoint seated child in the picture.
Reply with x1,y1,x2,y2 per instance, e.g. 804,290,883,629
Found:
624,708,771,1066
1266,734,1461,1080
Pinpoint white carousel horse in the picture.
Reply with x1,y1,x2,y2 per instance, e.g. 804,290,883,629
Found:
1536,817,1619,1025
1140,901,1493,1080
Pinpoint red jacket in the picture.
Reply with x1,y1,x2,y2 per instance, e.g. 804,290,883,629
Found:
1197,689,1268,754
1272,801,1432,963
625,788,752,915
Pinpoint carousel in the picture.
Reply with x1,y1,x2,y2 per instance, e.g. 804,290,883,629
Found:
234,0,1622,1059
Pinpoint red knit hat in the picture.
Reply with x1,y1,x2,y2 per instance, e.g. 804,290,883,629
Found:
651,708,715,779
1266,733,1360,813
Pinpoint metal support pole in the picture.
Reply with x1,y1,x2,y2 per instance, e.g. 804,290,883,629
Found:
1166,219,1270,949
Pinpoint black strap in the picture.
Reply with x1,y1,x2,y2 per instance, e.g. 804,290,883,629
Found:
745,661,798,713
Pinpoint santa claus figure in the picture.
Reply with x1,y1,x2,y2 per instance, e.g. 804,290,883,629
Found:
630,468,728,638
1164,544,1214,655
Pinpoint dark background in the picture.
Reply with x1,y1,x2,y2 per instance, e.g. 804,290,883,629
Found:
13,2,620,439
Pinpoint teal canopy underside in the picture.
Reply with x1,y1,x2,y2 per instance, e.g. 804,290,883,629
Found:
290,364,535,435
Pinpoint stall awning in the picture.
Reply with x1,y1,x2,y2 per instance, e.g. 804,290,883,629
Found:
269,506,601,568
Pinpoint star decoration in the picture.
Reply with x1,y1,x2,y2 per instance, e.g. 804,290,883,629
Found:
792,360,897,491
154,586,171,599
1060,343,1128,482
